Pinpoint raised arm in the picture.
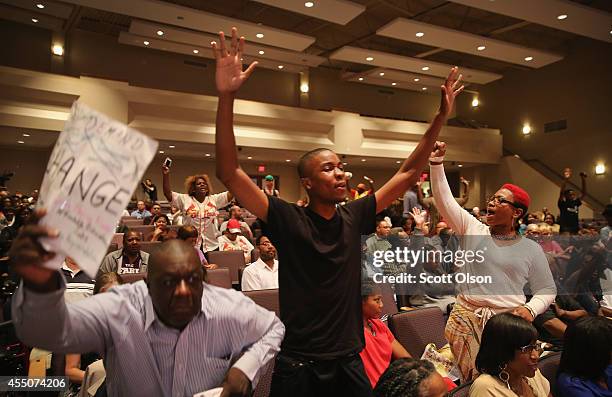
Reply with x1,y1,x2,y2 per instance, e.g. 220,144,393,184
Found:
375,67,464,213
456,177,470,207
559,168,571,201
213,28,269,222
162,165,172,201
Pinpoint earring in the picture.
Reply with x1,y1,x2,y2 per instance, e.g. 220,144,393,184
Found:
498,364,511,390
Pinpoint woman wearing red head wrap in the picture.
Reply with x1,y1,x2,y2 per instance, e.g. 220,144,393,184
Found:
428,142,556,382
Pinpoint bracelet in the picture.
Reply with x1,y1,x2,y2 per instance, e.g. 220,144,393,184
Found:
523,305,536,319
429,161,443,166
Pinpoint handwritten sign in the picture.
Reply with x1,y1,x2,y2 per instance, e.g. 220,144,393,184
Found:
38,102,158,276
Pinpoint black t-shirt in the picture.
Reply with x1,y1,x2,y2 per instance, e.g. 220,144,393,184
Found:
558,198,581,230
264,195,376,359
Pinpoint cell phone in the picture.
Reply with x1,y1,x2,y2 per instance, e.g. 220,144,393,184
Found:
163,157,173,168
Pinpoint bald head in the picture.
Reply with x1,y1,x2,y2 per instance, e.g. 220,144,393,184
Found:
148,240,201,277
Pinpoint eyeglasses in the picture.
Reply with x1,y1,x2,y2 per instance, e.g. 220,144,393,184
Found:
518,343,544,355
488,195,517,207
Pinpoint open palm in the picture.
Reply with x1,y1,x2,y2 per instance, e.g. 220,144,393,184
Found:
212,27,257,94
439,66,464,118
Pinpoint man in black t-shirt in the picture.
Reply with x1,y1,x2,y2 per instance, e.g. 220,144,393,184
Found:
558,168,587,234
212,27,464,395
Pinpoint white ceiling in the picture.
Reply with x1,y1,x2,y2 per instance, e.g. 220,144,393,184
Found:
448,0,612,43
378,18,564,68
251,0,366,25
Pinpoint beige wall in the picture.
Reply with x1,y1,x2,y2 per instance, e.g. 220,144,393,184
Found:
0,146,50,194
456,37,611,208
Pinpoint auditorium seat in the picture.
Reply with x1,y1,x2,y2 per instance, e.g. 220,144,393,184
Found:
243,289,280,317
207,251,246,285
123,219,144,227
129,225,154,237
106,243,118,254
387,307,447,357
379,283,398,316
120,216,137,223
138,241,161,254
253,358,275,397
121,272,147,284
206,268,232,289
538,352,561,397
449,380,473,396
250,248,259,262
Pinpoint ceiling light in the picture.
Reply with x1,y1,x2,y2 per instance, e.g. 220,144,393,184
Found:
304,1,314,7
422,66,429,71
524,56,533,61
169,145,175,148
396,160,401,164
277,65,284,69
595,163,606,175
343,162,348,166
415,32,425,37
51,44,64,56
471,97,479,107
477,45,486,51
522,124,531,135
256,33,264,38
358,77,364,81
413,78,420,82
458,164,463,167
17,140,25,144
422,87,427,91
379,72,385,76
610,30,612,35
143,40,150,46
391,82,397,86
286,159,291,162
205,153,211,157
365,56,374,61
361,159,366,162
557,14,568,20
300,83,309,93
36,3,44,9
247,156,253,159
159,150,165,154
22,133,30,137
258,50,265,55
156,30,164,36
31,18,38,23
193,49,199,54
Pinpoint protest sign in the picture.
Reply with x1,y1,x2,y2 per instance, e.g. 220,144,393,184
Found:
37,101,158,276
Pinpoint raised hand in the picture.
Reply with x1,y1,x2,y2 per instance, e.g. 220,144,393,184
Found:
429,141,447,162
211,27,257,95
563,167,572,180
409,207,427,227
439,66,464,118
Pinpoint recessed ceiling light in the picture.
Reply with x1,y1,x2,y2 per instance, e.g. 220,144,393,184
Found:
422,87,427,91
524,56,533,61
277,65,284,69
31,18,38,23
156,30,164,36
415,32,425,37
247,156,253,159
193,49,199,54
361,159,366,162
343,162,348,166
286,159,291,162
477,45,486,51
159,150,165,154
22,133,30,137
17,140,25,144
143,40,150,46
557,14,568,20
258,50,265,55
458,164,463,167
391,82,397,86
205,153,211,157
413,78,420,82
379,72,385,76
358,77,364,81
51,44,64,56
36,3,44,9
396,160,401,164
365,56,374,61
169,145,175,148
304,1,314,7
422,66,429,71
256,33,264,38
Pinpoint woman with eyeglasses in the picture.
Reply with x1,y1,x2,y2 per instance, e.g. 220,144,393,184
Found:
469,312,551,397
429,142,556,381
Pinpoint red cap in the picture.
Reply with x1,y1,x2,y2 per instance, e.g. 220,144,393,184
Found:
501,183,530,209
227,219,242,233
